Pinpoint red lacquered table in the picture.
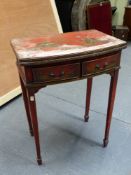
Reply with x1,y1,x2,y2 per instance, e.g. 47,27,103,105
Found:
11,30,127,165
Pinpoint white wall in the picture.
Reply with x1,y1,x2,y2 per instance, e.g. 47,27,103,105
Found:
110,0,128,25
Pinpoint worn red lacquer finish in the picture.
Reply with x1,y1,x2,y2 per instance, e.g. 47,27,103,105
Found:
11,30,125,61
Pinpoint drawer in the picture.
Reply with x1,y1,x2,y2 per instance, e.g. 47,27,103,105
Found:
32,63,80,83
82,53,120,77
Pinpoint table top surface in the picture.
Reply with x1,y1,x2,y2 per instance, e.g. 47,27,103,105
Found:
11,30,126,64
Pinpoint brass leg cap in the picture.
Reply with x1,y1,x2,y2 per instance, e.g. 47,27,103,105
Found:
37,159,42,165
103,139,109,147
84,115,89,122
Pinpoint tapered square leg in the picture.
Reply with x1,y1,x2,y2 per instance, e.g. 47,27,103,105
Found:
19,76,34,136
26,89,42,165
103,70,119,147
84,78,93,122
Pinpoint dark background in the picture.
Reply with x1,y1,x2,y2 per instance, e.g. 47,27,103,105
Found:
55,0,75,32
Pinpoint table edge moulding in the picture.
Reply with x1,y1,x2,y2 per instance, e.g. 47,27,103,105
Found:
11,29,127,165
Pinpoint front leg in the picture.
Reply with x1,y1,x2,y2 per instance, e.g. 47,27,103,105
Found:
26,88,42,165
103,70,119,147
19,76,34,136
84,78,93,122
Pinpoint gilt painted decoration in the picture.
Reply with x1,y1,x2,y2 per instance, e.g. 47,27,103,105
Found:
11,30,126,60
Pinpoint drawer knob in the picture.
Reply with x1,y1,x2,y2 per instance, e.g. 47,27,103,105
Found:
95,64,100,69
49,72,55,77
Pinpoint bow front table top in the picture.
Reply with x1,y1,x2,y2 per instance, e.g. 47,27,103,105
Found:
11,30,127,165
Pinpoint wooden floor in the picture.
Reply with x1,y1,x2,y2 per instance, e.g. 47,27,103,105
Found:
0,0,62,106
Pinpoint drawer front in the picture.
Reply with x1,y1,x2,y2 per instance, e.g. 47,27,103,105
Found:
32,63,80,83
82,53,120,77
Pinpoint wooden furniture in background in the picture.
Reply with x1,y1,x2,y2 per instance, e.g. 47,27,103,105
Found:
11,30,126,165
123,6,131,40
71,0,109,31
0,0,62,106
113,25,129,41
87,1,112,35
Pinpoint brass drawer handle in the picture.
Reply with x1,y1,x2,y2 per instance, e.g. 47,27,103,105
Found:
60,71,65,76
95,64,100,69
95,62,109,70
49,72,55,77
104,62,109,67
